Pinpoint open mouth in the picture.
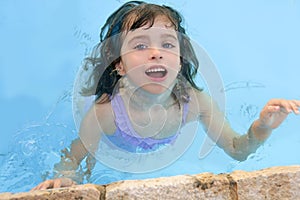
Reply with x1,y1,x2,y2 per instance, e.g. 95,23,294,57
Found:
145,66,167,79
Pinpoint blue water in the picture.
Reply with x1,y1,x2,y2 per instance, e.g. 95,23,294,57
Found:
1,0,300,193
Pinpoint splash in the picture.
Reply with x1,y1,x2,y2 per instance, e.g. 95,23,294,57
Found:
0,90,78,193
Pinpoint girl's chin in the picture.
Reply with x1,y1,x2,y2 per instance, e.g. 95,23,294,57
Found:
141,84,172,95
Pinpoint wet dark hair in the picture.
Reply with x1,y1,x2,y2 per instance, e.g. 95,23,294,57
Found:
80,1,202,103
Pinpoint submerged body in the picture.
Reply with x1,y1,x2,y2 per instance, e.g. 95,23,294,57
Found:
32,1,300,190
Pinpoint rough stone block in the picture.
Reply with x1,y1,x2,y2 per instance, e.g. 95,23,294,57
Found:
0,184,104,200
230,165,300,200
105,173,232,200
1,166,300,200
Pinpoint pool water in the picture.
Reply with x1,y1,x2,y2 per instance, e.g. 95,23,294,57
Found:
1,0,299,193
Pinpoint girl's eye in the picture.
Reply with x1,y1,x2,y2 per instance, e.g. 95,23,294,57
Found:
162,43,175,49
134,43,148,50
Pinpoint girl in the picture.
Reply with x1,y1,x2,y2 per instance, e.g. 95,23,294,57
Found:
32,1,300,190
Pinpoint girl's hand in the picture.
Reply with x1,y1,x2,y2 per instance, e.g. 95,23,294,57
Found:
30,178,76,191
258,99,300,130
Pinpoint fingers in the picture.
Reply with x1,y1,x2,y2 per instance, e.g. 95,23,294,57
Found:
31,178,76,191
267,99,300,115
53,179,63,188
291,100,300,114
54,178,76,188
30,180,54,191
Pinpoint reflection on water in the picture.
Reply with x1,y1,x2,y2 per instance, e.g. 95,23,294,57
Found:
222,81,265,92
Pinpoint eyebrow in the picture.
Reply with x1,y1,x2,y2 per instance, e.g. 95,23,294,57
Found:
127,35,149,45
127,33,178,45
161,33,178,41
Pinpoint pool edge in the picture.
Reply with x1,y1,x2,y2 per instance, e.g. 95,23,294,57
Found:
1,165,299,200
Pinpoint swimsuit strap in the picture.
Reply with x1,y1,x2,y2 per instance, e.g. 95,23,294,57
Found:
182,102,189,124
111,94,140,138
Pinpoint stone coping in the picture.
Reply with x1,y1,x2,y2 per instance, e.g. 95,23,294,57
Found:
1,165,299,200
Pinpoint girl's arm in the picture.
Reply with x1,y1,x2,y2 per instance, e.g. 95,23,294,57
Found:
52,138,89,182
30,138,88,191
31,103,110,190
195,91,300,161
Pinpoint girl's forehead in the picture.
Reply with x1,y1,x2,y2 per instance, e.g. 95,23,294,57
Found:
150,16,174,28
123,15,175,32
123,17,177,40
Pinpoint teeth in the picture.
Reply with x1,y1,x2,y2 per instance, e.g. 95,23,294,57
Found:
146,68,166,73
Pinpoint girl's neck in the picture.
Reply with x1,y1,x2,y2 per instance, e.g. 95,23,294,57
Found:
117,76,175,109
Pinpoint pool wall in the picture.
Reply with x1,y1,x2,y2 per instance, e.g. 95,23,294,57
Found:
1,165,299,200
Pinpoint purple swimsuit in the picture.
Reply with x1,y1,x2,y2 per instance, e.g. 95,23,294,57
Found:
104,94,189,153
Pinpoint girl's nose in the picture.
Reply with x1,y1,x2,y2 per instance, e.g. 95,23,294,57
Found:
149,47,163,60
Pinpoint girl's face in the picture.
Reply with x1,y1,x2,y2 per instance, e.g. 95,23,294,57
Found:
118,16,181,94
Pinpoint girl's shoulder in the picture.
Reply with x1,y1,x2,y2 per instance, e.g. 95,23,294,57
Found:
188,88,212,107
185,88,217,121
187,88,224,119
84,101,116,134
